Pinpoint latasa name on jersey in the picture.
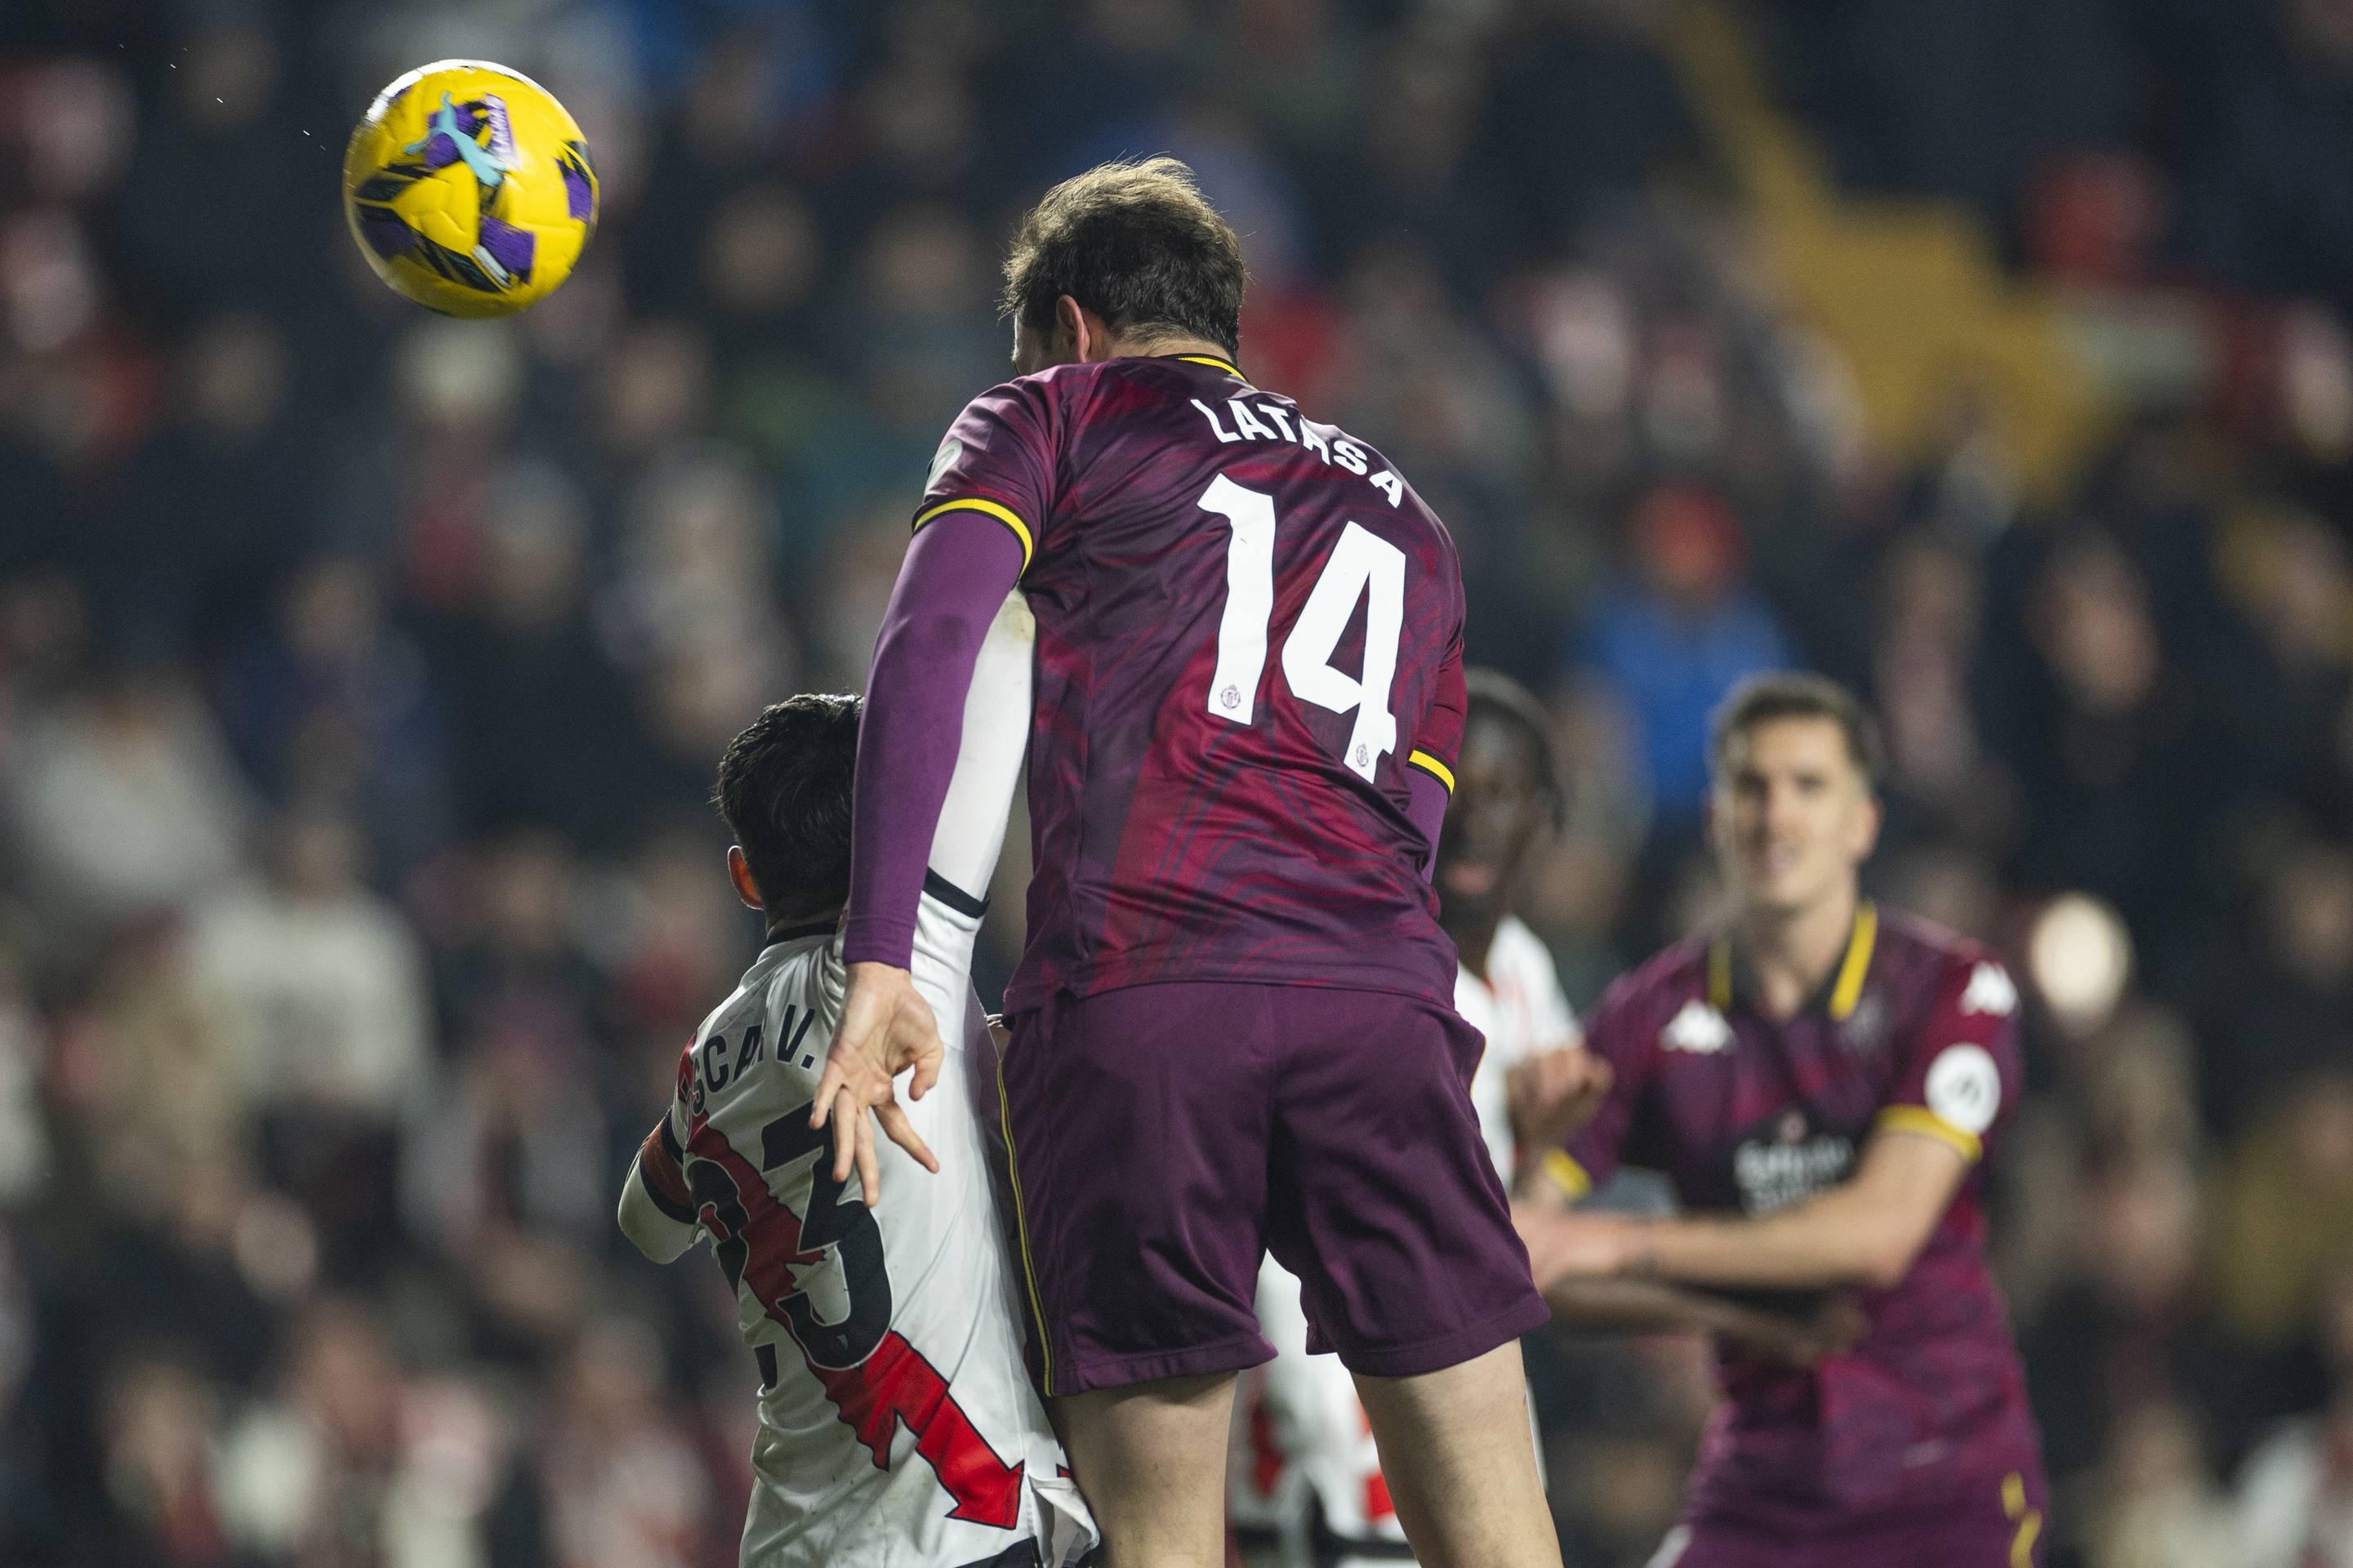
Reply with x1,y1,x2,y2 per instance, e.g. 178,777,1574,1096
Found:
689,1006,821,1115
1188,396,1408,508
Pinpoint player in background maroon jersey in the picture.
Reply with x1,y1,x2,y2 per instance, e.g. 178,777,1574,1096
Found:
1519,674,2048,1566
810,159,1558,1568
1233,673,1852,1568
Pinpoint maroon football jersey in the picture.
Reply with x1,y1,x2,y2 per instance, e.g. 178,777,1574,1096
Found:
1562,904,2043,1532
915,353,1465,1013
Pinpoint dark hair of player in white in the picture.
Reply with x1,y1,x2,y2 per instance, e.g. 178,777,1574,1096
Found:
712,694,861,926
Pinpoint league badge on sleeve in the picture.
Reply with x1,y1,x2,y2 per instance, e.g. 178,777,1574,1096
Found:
1925,1043,2002,1135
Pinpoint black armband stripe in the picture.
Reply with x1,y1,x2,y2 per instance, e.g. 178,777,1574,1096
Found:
636,1154,699,1227
923,868,989,919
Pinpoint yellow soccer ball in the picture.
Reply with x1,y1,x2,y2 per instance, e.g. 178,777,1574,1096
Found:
343,60,598,318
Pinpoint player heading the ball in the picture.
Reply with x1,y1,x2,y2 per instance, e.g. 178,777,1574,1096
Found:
817,157,1561,1568
617,692,1099,1568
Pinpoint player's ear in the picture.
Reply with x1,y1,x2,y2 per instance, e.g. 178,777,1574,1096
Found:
1852,789,1883,862
1058,295,1106,363
726,846,764,911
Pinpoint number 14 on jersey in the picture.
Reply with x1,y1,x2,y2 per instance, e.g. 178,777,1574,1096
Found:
1200,473,1405,782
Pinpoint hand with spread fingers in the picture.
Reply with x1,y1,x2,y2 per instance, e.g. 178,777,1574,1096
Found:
810,960,945,1203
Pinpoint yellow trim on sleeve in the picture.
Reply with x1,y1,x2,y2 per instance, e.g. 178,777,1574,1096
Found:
1827,901,1878,1021
914,497,1034,575
996,1052,1055,1396
1877,1104,1981,1164
1544,1150,1592,1199
1406,749,1456,791
1175,353,1246,380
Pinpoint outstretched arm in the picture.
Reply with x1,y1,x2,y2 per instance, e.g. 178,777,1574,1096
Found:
1535,1274,1864,1366
815,514,1027,1197
1522,1128,1971,1293
840,514,1028,970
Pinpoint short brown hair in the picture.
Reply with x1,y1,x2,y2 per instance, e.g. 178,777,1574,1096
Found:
1000,157,1246,354
1709,672,1884,789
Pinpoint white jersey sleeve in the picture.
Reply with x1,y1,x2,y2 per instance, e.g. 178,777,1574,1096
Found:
922,590,1032,912
1459,915,1582,1184
617,1102,697,1263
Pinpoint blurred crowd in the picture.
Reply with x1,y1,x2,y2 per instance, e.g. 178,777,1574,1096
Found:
5,1,2353,1566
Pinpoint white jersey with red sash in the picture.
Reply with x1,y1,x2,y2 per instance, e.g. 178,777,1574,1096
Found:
619,600,1098,1568
622,898,1098,1568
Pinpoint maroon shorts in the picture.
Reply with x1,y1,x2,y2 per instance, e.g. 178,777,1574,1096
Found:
1660,1468,2048,1568
996,980,1547,1397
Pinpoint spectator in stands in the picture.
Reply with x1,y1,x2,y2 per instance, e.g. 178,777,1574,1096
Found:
4,661,249,946
218,557,448,880
185,813,427,1129
1572,480,1793,832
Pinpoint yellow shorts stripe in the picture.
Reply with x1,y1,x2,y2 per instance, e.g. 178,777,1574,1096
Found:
996,1052,1054,1396
1877,1104,1982,1163
914,497,1034,575
1406,749,1456,791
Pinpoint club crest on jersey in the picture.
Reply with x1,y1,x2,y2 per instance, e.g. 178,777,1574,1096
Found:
1838,992,1887,1056
1960,961,2018,1017
1661,999,1732,1054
